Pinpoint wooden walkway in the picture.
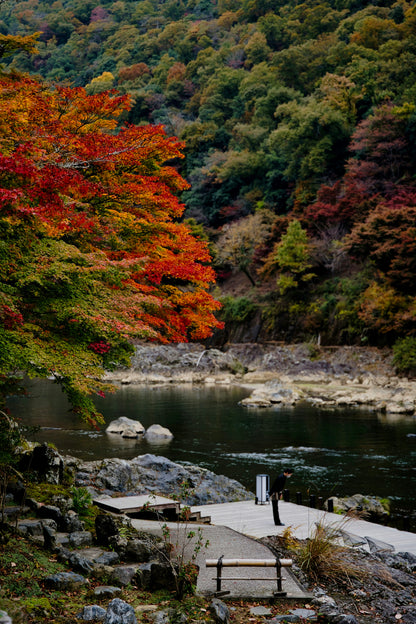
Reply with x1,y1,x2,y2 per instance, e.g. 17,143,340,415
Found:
190,500,416,555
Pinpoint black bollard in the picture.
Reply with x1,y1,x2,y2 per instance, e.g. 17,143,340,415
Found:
327,498,334,513
296,491,302,505
403,516,410,531
309,494,316,508
318,496,323,508
283,488,290,502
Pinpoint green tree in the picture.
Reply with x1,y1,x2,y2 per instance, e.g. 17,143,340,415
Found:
275,220,315,293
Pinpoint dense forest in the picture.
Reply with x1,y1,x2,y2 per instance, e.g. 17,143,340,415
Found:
2,0,416,354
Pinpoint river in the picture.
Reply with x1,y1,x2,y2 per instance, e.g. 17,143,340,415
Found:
7,379,416,529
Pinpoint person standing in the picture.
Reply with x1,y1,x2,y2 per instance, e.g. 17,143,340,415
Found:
269,468,293,526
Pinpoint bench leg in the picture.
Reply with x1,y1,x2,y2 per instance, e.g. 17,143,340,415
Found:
273,559,287,597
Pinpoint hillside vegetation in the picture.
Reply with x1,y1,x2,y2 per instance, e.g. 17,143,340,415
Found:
2,0,416,350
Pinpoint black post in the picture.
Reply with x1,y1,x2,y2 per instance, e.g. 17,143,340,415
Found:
283,488,290,502
327,498,334,513
318,496,323,509
309,494,316,508
275,558,282,592
403,516,410,532
296,491,302,505
216,555,224,592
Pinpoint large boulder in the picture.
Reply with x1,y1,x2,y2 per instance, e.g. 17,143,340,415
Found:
19,442,64,484
144,425,173,441
72,454,252,504
106,417,145,439
95,514,132,546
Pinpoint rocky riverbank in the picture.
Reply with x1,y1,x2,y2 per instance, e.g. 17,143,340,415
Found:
23,442,253,505
104,342,416,417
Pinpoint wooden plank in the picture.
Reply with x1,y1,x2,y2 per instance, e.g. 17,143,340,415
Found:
206,558,292,567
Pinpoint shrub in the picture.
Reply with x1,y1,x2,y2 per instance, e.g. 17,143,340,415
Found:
71,486,93,516
219,296,257,323
393,336,416,375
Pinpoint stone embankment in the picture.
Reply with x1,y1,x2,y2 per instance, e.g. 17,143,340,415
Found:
104,342,416,417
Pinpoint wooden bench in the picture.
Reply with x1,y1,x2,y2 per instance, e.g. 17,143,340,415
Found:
205,556,293,597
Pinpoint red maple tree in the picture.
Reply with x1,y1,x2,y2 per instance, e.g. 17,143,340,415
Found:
0,73,222,423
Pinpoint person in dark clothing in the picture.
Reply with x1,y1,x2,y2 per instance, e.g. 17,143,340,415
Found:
269,469,293,526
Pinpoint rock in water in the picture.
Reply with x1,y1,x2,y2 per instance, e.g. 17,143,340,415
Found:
144,424,173,441
106,417,145,438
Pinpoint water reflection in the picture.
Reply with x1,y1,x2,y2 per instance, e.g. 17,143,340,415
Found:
7,378,416,522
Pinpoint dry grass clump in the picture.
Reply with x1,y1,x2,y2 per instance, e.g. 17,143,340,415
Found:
282,515,370,583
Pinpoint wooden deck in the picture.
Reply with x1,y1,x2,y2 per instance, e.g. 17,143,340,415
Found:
93,494,416,554
190,500,416,555
93,494,180,515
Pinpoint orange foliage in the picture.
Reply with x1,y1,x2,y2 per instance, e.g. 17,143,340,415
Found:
0,74,223,345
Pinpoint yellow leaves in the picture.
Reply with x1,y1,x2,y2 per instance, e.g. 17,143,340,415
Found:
0,33,39,60
358,281,413,333
85,72,115,95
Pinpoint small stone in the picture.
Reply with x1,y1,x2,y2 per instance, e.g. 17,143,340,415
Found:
289,608,316,619
148,610,173,624
76,605,107,621
68,552,94,574
104,598,137,624
68,531,93,548
93,586,122,598
95,551,120,566
0,610,13,624
312,595,337,607
45,571,88,591
210,598,230,624
110,565,138,587
250,606,272,616
135,605,158,614
332,615,358,624
349,589,366,598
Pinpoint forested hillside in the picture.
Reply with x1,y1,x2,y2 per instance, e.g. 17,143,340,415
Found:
2,0,416,355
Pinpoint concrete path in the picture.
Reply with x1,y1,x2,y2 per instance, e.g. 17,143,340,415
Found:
117,495,416,599
190,500,416,555
130,518,311,599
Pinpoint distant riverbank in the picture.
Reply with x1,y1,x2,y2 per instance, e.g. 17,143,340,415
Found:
104,342,416,417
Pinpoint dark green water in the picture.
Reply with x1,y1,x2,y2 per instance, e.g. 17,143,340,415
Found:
7,379,416,527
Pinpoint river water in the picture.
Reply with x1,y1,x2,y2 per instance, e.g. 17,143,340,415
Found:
7,379,416,528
